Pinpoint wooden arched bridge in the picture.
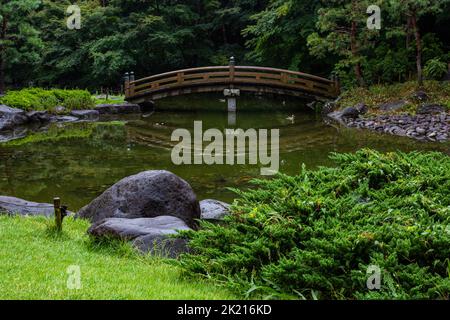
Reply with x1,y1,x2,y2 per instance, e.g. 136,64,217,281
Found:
124,59,340,104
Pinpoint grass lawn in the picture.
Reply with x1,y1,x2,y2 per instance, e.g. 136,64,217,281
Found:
0,215,236,300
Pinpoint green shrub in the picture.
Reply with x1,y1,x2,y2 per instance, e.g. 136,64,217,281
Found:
0,88,94,111
179,149,450,300
424,58,448,80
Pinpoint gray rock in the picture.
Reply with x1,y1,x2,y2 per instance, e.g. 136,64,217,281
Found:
327,106,360,122
26,110,51,123
412,90,428,102
355,103,368,115
0,105,29,131
88,216,191,239
416,104,446,114
70,109,100,120
95,103,141,114
54,106,66,114
341,107,360,118
321,101,336,115
88,216,191,258
200,199,230,221
416,127,426,134
77,170,201,228
379,100,407,112
54,115,79,123
0,195,61,217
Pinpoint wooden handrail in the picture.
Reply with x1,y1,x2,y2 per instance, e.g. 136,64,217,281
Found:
126,65,339,100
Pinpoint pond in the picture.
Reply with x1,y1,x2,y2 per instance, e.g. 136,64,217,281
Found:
1,95,449,211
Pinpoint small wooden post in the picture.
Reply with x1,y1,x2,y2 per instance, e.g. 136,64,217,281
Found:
54,197,62,232
124,72,130,98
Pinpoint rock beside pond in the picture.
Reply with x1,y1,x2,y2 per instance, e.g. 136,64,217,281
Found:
88,216,191,258
77,170,201,228
342,113,449,142
0,105,29,131
95,103,141,114
53,115,79,123
200,199,230,221
416,104,446,114
70,109,100,120
411,90,429,102
26,110,51,123
379,100,407,112
327,106,363,122
0,195,58,217
54,106,66,114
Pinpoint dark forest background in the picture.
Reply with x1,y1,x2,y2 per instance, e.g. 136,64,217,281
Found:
0,0,449,93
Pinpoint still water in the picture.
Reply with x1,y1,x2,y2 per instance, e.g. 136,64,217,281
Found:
0,96,449,211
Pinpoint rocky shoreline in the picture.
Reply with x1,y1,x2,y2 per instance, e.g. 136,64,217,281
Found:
327,102,449,142
0,103,146,142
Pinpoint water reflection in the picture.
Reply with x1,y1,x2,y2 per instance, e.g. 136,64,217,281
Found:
0,99,448,211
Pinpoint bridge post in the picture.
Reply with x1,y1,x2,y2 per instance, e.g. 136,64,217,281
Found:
226,56,239,116
124,72,130,97
332,75,341,96
129,71,135,96
229,56,235,85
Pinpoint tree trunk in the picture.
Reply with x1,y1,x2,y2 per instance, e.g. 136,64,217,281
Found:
350,20,365,87
222,24,228,45
410,10,423,88
0,16,7,94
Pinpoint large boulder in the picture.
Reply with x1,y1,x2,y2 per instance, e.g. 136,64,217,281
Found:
0,105,29,131
88,216,191,258
200,199,230,221
0,195,66,217
77,170,201,228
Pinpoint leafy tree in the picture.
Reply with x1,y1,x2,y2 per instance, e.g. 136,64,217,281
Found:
307,0,381,87
244,0,326,73
388,0,449,87
0,0,43,93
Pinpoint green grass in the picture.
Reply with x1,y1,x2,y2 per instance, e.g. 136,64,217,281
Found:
338,80,450,114
0,215,236,300
93,95,125,105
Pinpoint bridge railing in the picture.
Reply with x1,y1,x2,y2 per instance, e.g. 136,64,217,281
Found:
124,64,340,100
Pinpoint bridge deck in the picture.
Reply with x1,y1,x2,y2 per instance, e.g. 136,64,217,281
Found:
125,65,340,103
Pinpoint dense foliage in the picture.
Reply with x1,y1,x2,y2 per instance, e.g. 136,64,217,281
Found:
0,0,449,92
0,88,94,111
179,149,450,299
